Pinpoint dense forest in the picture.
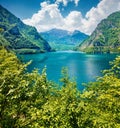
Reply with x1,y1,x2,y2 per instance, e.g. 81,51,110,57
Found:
0,5,51,54
0,47,120,128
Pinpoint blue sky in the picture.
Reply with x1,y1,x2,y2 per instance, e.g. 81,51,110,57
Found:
0,0,120,34
0,0,99,19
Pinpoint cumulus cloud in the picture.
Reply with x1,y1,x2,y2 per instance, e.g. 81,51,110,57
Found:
23,0,120,35
55,0,80,6
74,0,80,6
63,11,84,31
83,0,120,34
23,2,64,32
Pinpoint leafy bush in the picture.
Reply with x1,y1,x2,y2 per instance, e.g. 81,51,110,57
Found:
0,47,120,127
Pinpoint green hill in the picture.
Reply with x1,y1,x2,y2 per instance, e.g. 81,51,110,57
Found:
41,29,88,51
78,11,120,54
0,5,51,54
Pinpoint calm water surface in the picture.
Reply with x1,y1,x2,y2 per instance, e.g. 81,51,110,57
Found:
19,51,118,90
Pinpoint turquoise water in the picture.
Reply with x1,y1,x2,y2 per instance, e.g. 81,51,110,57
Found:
19,51,117,90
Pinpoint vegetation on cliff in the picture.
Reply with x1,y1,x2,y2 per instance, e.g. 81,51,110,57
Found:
79,11,120,54
0,5,51,54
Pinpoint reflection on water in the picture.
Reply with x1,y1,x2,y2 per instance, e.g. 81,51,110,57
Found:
19,51,117,90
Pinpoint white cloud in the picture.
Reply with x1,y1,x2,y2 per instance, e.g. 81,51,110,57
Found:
23,0,120,35
55,0,80,6
63,11,84,31
83,0,120,34
56,0,68,6
23,2,64,32
74,0,80,6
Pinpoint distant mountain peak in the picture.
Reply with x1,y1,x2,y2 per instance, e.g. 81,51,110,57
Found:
40,28,88,51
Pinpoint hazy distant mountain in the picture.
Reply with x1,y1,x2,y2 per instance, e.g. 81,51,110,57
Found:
0,5,51,54
40,29,88,50
78,11,120,54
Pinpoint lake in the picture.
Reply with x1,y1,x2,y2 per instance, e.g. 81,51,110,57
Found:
19,51,118,90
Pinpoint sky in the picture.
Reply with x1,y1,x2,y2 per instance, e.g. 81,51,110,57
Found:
0,0,120,35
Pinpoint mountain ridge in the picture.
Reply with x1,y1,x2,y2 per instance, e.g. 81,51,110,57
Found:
0,5,52,54
78,11,120,53
40,28,88,50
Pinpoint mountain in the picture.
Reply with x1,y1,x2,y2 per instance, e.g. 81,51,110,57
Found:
0,5,51,54
78,11,120,54
40,29,88,51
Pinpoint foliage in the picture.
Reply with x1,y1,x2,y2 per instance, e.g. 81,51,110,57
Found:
49,42,74,51
79,11,120,53
0,47,51,127
41,29,88,51
0,47,120,127
0,5,51,53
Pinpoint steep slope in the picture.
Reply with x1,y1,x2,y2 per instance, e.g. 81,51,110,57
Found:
79,11,120,54
41,29,88,50
0,5,51,53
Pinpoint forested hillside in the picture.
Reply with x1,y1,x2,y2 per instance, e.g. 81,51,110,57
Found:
0,5,51,53
41,29,88,51
79,11,120,53
0,46,120,127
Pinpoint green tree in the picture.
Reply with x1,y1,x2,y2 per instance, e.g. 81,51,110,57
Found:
0,47,50,127
34,68,80,128
79,56,120,127
0,47,120,128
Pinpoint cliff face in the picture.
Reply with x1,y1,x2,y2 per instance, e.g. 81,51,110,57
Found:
79,11,120,53
0,5,51,53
